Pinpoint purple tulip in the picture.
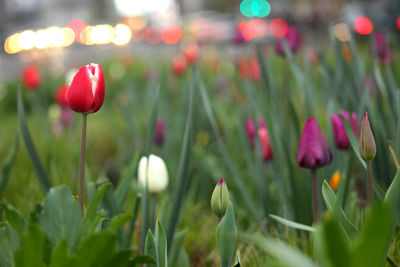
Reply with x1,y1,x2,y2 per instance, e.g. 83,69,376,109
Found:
374,32,391,64
232,26,245,45
330,111,358,150
297,117,332,169
154,119,166,146
245,118,255,145
275,27,302,56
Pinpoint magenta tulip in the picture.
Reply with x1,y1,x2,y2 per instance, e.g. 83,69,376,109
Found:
275,27,302,56
297,117,332,169
154,119,166,146
258,127,274,161
245,118,255,145
330,111,358,150
374,32,391,64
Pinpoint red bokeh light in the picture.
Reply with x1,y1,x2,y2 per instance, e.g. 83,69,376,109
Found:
66,19,87,43
269,18,289,37
354,16,373,35
145,26,162,45
397,16,400,31
161,25,182,44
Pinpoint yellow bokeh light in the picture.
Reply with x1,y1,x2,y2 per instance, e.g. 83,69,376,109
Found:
34,29,50,49
333,23,350,42
90,24,114,44
4,33,22,54
112,24,132,46
80,26,94,45
18,30,35,50
62,27,75,46
45,27,65,47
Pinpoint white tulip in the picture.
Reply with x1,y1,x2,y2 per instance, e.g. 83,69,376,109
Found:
138,154,169,193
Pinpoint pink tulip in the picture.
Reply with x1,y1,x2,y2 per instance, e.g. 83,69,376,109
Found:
297,117,332,169
330,111,358,150
245,118,255,145
258,127,274,161
275,27,302,56
154,119,166,146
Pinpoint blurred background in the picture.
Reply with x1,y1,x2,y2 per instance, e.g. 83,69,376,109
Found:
0,0,399,83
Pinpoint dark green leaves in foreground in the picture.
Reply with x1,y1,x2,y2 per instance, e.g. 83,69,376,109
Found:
216,202,237,267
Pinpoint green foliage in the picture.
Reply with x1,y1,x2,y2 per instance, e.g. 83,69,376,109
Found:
216,202,237,267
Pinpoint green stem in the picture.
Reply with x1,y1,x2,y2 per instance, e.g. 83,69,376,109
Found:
78,114,87,216
366,161,373,204
312,169,320,222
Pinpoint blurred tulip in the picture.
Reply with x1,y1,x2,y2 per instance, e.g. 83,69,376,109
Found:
245,118,255,145
248,59,261,81
374,32,391,64
238,57,249,79
275,27,302,56
22,64,41,89
211,178,229,217
341,44,352,63
359,112,376,162
258,127,274,161
60,107,74,127
330,110,358,150
172,55,187,76
258,117,266,129
308,49,318,65
55,84,69,107
297,117,332,169
183,43,199,64
232,26,245,45
66,63,105,114
138,154,169,193
329,171,341,190
154,119,166,146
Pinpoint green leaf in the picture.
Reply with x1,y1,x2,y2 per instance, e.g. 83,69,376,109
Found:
352,203,393,267
115,153,139,210
216,202,237,267
144,230,158,267
322,181,358,239
106,213,133,233
155,220,168,267
240,234,316,267
233,249,241,267
269,214,315,232
314,218,351,267
168,230,187,267
0,136,19,197
128,255,156,266
340,115,366,170
14,223,47,267
102,249,132,267
123,195,141,248
384,166,400,228
85,183,112,221
39,186,82,251
166,67,194,249
49,239,71,267
0,203,26,234
0,222,19,267
17,88,51,193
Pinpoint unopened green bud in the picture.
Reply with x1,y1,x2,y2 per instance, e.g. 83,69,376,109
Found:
211,178,229,217
359,112,376,162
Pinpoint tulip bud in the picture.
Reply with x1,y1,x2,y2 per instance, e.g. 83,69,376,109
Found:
258,127,274,161
329,171,341,190
55,84,69,107
138,154,169,193
154,119,166,146
172,55,187,76
244,118,255,145
183,43,199,64
65,63,105,114
297,117,332,169
211,178,229,217
330,110,358,150
359,112,376,162
22,64,41,89
374,32,391,64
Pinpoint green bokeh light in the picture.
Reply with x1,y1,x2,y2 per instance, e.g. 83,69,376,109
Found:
240,0,271,18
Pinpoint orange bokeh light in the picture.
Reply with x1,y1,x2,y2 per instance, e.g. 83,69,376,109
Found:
161,25,182,44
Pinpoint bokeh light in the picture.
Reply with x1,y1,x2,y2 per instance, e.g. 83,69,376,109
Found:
240,0,271,18
354,16,373,35
269,18,288,37
112,24,132,46
161,25,182,44
90,24,114,44
333,23,350,42
18,30,35,50
397,17,400,31
145,26,162,45
66,19,87,43
4,33,22,54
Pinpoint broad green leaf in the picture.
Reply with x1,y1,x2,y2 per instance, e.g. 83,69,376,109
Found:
269,214,315,232
322,181,358,239
0,136,19,196
155,220,168,267
49,239,71,267
39,186,82,251
0,203,26,234
14,223,47,267
144,230,158,267
216,202,237,267
352,203,392,267
0,222,19,267
17,89,51,193
166,67,194,249
314,218,351,267
106,213,133,233
240,234,315,267
85,183,112,221
340,115,366,170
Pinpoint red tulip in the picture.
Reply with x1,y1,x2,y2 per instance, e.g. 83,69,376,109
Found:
154,119,166,146
330,111,358,150
245,118,255,145
55,84,69,107
258,127,274,161
297,117,332,169
183,44,199,64
238,57,249,79
65,63,105,114
172,55,187,76
249,59,261,81
22,64,41,89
